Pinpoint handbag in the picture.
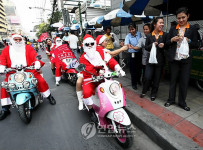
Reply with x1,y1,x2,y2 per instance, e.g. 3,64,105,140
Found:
149,43,158,64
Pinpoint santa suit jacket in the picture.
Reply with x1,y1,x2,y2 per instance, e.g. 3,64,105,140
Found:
79,47,118,79
0,45,45,69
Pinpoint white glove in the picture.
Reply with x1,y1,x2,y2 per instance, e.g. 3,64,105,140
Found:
77,72,83,78
114,64,125,76
34,61,41,70
99,69,105,75
118,69,126,77
0,65,6,73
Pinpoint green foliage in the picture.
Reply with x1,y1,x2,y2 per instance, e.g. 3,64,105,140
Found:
36,11,62,38
36,22,49,38
48,11,62,24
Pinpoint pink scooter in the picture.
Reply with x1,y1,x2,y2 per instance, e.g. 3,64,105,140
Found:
79,64,133,148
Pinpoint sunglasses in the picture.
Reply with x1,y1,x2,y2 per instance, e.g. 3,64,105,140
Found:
85,42,94,47
14,39,22,41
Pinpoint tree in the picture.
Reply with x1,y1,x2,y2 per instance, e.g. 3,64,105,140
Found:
49,11,62,24
36,11,62,38
36,22,49,38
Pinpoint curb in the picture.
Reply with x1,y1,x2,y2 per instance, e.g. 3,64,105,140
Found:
125,99,200,150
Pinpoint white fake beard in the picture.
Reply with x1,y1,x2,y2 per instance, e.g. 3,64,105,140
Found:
84,44,96,59
9,42,27,67
56,41,62,47
11,40,25,48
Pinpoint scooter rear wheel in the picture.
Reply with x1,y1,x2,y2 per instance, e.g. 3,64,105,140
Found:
66,73,77,86
18,101,32,124
114,123,133,148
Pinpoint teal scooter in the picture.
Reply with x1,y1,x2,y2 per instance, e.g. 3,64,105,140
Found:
1,64,43,124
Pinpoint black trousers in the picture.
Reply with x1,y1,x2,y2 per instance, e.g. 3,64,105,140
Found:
168,59,192,106
142,64,163,97
129,52,142,86
142,65,146,83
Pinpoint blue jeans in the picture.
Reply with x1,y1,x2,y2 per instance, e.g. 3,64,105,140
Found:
72,49,78,60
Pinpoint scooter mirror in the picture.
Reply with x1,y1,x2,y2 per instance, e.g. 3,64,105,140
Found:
36,55,42,60
76,64,86,72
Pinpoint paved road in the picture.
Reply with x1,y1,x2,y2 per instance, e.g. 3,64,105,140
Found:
0,50,161,150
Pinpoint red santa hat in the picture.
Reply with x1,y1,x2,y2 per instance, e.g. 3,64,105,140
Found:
54,37,60,43
83,34,94,44
11,33,22,39
96,35,107,45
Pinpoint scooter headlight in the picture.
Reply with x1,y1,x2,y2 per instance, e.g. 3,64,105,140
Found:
63,58,72,63
1,82,8,89
14,73,25,83
23,81,30,89
109,82,120,96
31,78,38,85
8,83,16,90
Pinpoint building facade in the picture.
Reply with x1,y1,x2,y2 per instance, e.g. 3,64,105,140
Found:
0,0,7,39
3,0,21,37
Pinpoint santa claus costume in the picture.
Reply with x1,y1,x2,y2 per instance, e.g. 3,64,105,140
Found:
50,37,64,86
0,34,56,120
79,34,124,122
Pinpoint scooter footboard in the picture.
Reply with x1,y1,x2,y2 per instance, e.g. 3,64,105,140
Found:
16,93,32,105
106,108,131,126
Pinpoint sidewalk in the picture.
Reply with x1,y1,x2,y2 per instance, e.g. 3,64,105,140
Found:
117,69,203,149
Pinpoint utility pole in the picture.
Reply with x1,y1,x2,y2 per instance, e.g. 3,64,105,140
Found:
60,0,65,25
78,1,83,39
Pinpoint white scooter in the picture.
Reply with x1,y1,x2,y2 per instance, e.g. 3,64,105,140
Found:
78,64,134,148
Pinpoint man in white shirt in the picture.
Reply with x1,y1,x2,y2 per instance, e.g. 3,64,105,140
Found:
67,30,79,59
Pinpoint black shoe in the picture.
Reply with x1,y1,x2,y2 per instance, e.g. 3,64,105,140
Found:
0,109,10,120
178,105,190,111
47,95,56,105
164,102,175,107
151,97,156,101
132,85,137,90
140,93,146,98
89,108,98,123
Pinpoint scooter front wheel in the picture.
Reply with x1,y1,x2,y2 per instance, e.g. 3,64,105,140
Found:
114,123,133,148
18,101,32,124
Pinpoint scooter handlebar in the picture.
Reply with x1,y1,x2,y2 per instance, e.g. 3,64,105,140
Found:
85,72,120,85
95,71,119,80
4,66,36,73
